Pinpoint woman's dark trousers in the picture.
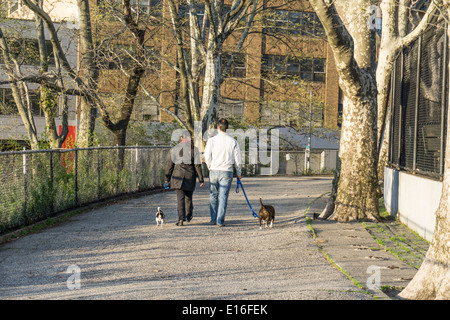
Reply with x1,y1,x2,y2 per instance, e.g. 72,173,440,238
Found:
176,190,193,221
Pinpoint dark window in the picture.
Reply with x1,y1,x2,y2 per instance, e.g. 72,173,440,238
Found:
261,55,326,82
219,99,244,119
264,10,325,37
0,88,17,115
0,88,41,116
222,52,246,78
10,0,19,14
97,0,162,18
0,38,55,67
135,0,162,16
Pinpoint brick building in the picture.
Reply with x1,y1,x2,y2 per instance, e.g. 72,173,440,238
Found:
90,0,341,130
1,0,341,148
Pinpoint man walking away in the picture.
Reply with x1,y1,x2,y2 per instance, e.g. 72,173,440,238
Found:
204,118,242,226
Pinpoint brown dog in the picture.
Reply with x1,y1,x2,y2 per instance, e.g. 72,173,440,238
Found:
258,198,275,229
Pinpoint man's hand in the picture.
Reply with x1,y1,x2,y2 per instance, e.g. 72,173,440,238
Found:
237,176,242,180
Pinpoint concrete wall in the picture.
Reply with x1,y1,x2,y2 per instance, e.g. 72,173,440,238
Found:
384,167,441,241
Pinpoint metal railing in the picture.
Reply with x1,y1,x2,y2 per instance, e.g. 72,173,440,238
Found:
0,146,170,235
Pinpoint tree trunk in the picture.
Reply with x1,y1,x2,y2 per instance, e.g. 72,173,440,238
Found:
310,0,381,222
112,127,126,171
399,9,450,298
77,0,98,148
328,95,381,222
34,6,69,149
399,202,450,299
201,46,221,130
319,158,340,219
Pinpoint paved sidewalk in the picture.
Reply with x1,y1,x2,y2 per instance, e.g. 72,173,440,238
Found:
0,176,427,300
306,199,429,299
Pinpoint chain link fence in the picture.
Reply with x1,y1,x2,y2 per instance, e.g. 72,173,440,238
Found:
0,146,170,235
0,145,339,235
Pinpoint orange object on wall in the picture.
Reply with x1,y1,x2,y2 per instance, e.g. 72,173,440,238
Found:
58,125,76,149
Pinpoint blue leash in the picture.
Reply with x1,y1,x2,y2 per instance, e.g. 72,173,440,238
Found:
236,178,259,218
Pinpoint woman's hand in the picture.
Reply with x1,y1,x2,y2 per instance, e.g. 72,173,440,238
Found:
200,183,204,187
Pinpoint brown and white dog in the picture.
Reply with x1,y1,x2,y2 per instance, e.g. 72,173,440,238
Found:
155,207,165,227
258,198,275,229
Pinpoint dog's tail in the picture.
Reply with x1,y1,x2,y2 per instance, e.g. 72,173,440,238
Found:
259,198,263,206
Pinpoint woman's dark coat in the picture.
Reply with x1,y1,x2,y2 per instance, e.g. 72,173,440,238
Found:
165,141,204,191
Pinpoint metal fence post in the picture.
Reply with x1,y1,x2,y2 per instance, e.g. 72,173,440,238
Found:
98,145,101,201
440,22,448,176
23,147,27,212
75,147,78,206
116,145,119,195
135,144,139,191
50,148,54,214
413,35,422,171
389,59,396,165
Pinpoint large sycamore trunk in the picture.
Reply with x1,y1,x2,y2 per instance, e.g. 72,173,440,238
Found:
399,204,450,299
310,0,381,222
329,95,381,222
201,48,221,129
76,0,98,148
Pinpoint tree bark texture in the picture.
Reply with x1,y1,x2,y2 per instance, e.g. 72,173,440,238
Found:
34,2,70,149
77,0,98,148
329,95,380,221
310,0,381,222
201,45,221,130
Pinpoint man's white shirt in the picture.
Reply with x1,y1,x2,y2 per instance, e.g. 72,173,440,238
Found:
204,131,242,176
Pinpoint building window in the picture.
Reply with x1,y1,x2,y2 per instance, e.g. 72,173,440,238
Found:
8,0,20,15
219,98,244,119
178,3,235,28
264,10,325,37
261,55,326,82
0,88,16,115
178,3,207,28
261,100,324,127
133,96,159,121
0,38,55,67
133,0,162,16
222,52,246,78
0,88,41,116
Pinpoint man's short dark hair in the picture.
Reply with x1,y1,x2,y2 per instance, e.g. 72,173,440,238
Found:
218,118,228,132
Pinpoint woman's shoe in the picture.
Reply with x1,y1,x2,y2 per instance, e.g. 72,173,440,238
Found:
187,215,193,222
176,220,184,226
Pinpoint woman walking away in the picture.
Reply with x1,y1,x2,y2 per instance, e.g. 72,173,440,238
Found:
165,130,204,226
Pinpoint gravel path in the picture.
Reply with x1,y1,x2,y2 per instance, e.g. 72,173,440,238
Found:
0,176,372,300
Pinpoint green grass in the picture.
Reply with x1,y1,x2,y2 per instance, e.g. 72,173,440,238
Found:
378,197,390,219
